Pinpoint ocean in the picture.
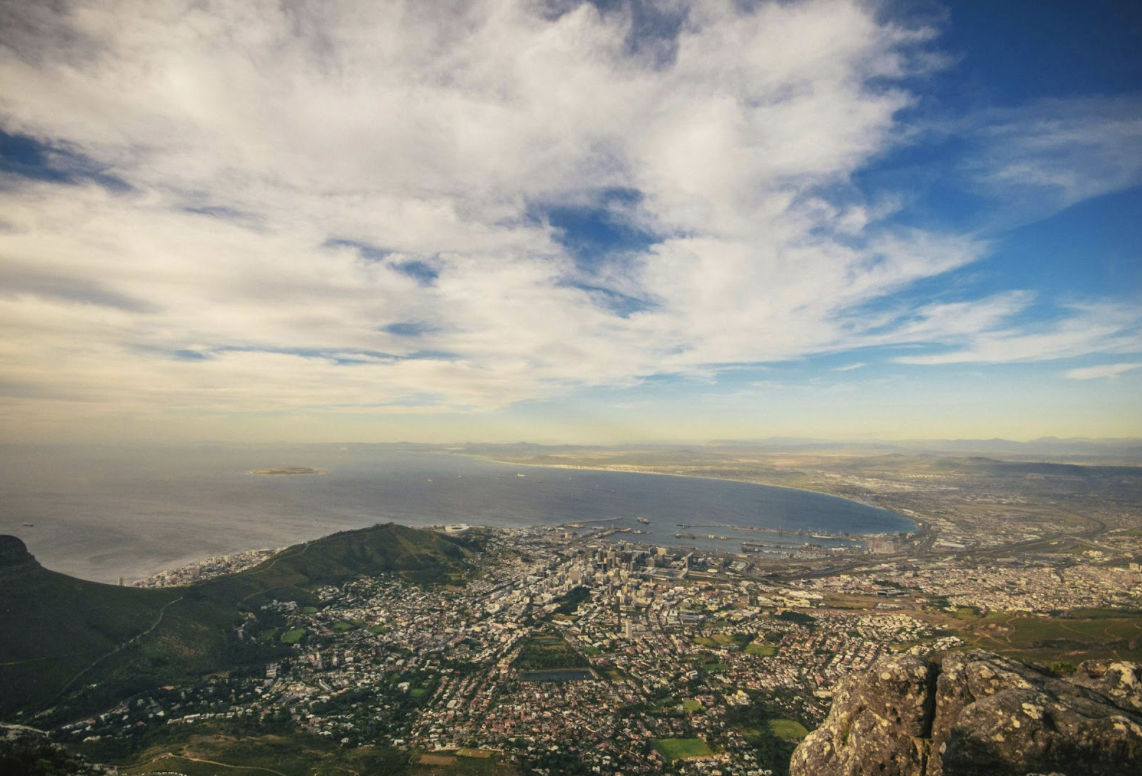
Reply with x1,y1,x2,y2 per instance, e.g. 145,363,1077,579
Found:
0,444,915,583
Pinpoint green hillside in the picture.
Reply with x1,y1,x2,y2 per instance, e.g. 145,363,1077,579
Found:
0,562,180,718
0,524,474,721
203,521,474,605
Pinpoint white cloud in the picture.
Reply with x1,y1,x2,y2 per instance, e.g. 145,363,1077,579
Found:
0,0,1137,431
969,96,1142,223
894,301,1142,366
1063,363,1142,381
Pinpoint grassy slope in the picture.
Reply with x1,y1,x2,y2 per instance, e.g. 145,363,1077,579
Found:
116,728,517,776
937,608,1142,664
116,729,409,776
654,738,712,761
0,568,180,714
0,524,472,720
195,522,471,608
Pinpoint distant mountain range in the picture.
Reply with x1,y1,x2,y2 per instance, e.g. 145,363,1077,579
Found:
702,437,1142,460
456,437,1142,463
892,437,1142,456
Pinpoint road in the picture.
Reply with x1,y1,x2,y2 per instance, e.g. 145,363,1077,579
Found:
46,595,185,709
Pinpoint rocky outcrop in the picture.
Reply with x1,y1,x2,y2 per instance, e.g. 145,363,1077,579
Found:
791,651,1142,776
1068,660,1142,714
0,723,105,775
0,536,41,582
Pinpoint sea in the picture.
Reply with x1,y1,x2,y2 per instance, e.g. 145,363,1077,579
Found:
0,444,915,584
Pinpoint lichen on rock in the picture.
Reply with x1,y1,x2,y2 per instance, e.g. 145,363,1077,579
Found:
791,651,1142,776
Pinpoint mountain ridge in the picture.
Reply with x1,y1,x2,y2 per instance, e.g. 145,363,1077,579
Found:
0,523,475,721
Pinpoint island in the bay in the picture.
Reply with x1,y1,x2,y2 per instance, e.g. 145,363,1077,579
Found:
248,467,328,476
2,442,1141,776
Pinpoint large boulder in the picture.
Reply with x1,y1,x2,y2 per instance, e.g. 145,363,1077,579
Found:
791,651,1142,776
791,654,937,776
1069,660,1142,714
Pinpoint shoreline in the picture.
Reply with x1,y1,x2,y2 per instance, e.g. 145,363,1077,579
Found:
12,452,920,584
462,453,920,535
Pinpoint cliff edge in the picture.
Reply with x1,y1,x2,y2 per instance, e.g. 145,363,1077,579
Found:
791,651,1142,776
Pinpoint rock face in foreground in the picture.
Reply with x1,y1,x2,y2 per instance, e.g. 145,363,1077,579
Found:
791,651,1142,776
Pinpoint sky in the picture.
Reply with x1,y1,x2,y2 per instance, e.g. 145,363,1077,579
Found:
0,0,1140,445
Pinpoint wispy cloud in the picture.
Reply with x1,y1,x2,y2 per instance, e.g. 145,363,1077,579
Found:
894,300,1141,365
833,362,866,372
967,96,1142,224
1063,362,1142,381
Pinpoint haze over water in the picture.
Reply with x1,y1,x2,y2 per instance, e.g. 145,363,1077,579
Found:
0,445,914,584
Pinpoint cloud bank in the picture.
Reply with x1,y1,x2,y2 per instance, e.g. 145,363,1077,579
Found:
0,0,1138,432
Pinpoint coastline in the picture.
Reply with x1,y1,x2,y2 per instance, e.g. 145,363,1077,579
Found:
461,453,920,535
6,449,921,585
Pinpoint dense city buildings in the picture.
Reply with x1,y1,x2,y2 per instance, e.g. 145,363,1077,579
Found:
86,514,1138,775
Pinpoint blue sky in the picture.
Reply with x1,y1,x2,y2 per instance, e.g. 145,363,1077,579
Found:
0,0,1139,444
